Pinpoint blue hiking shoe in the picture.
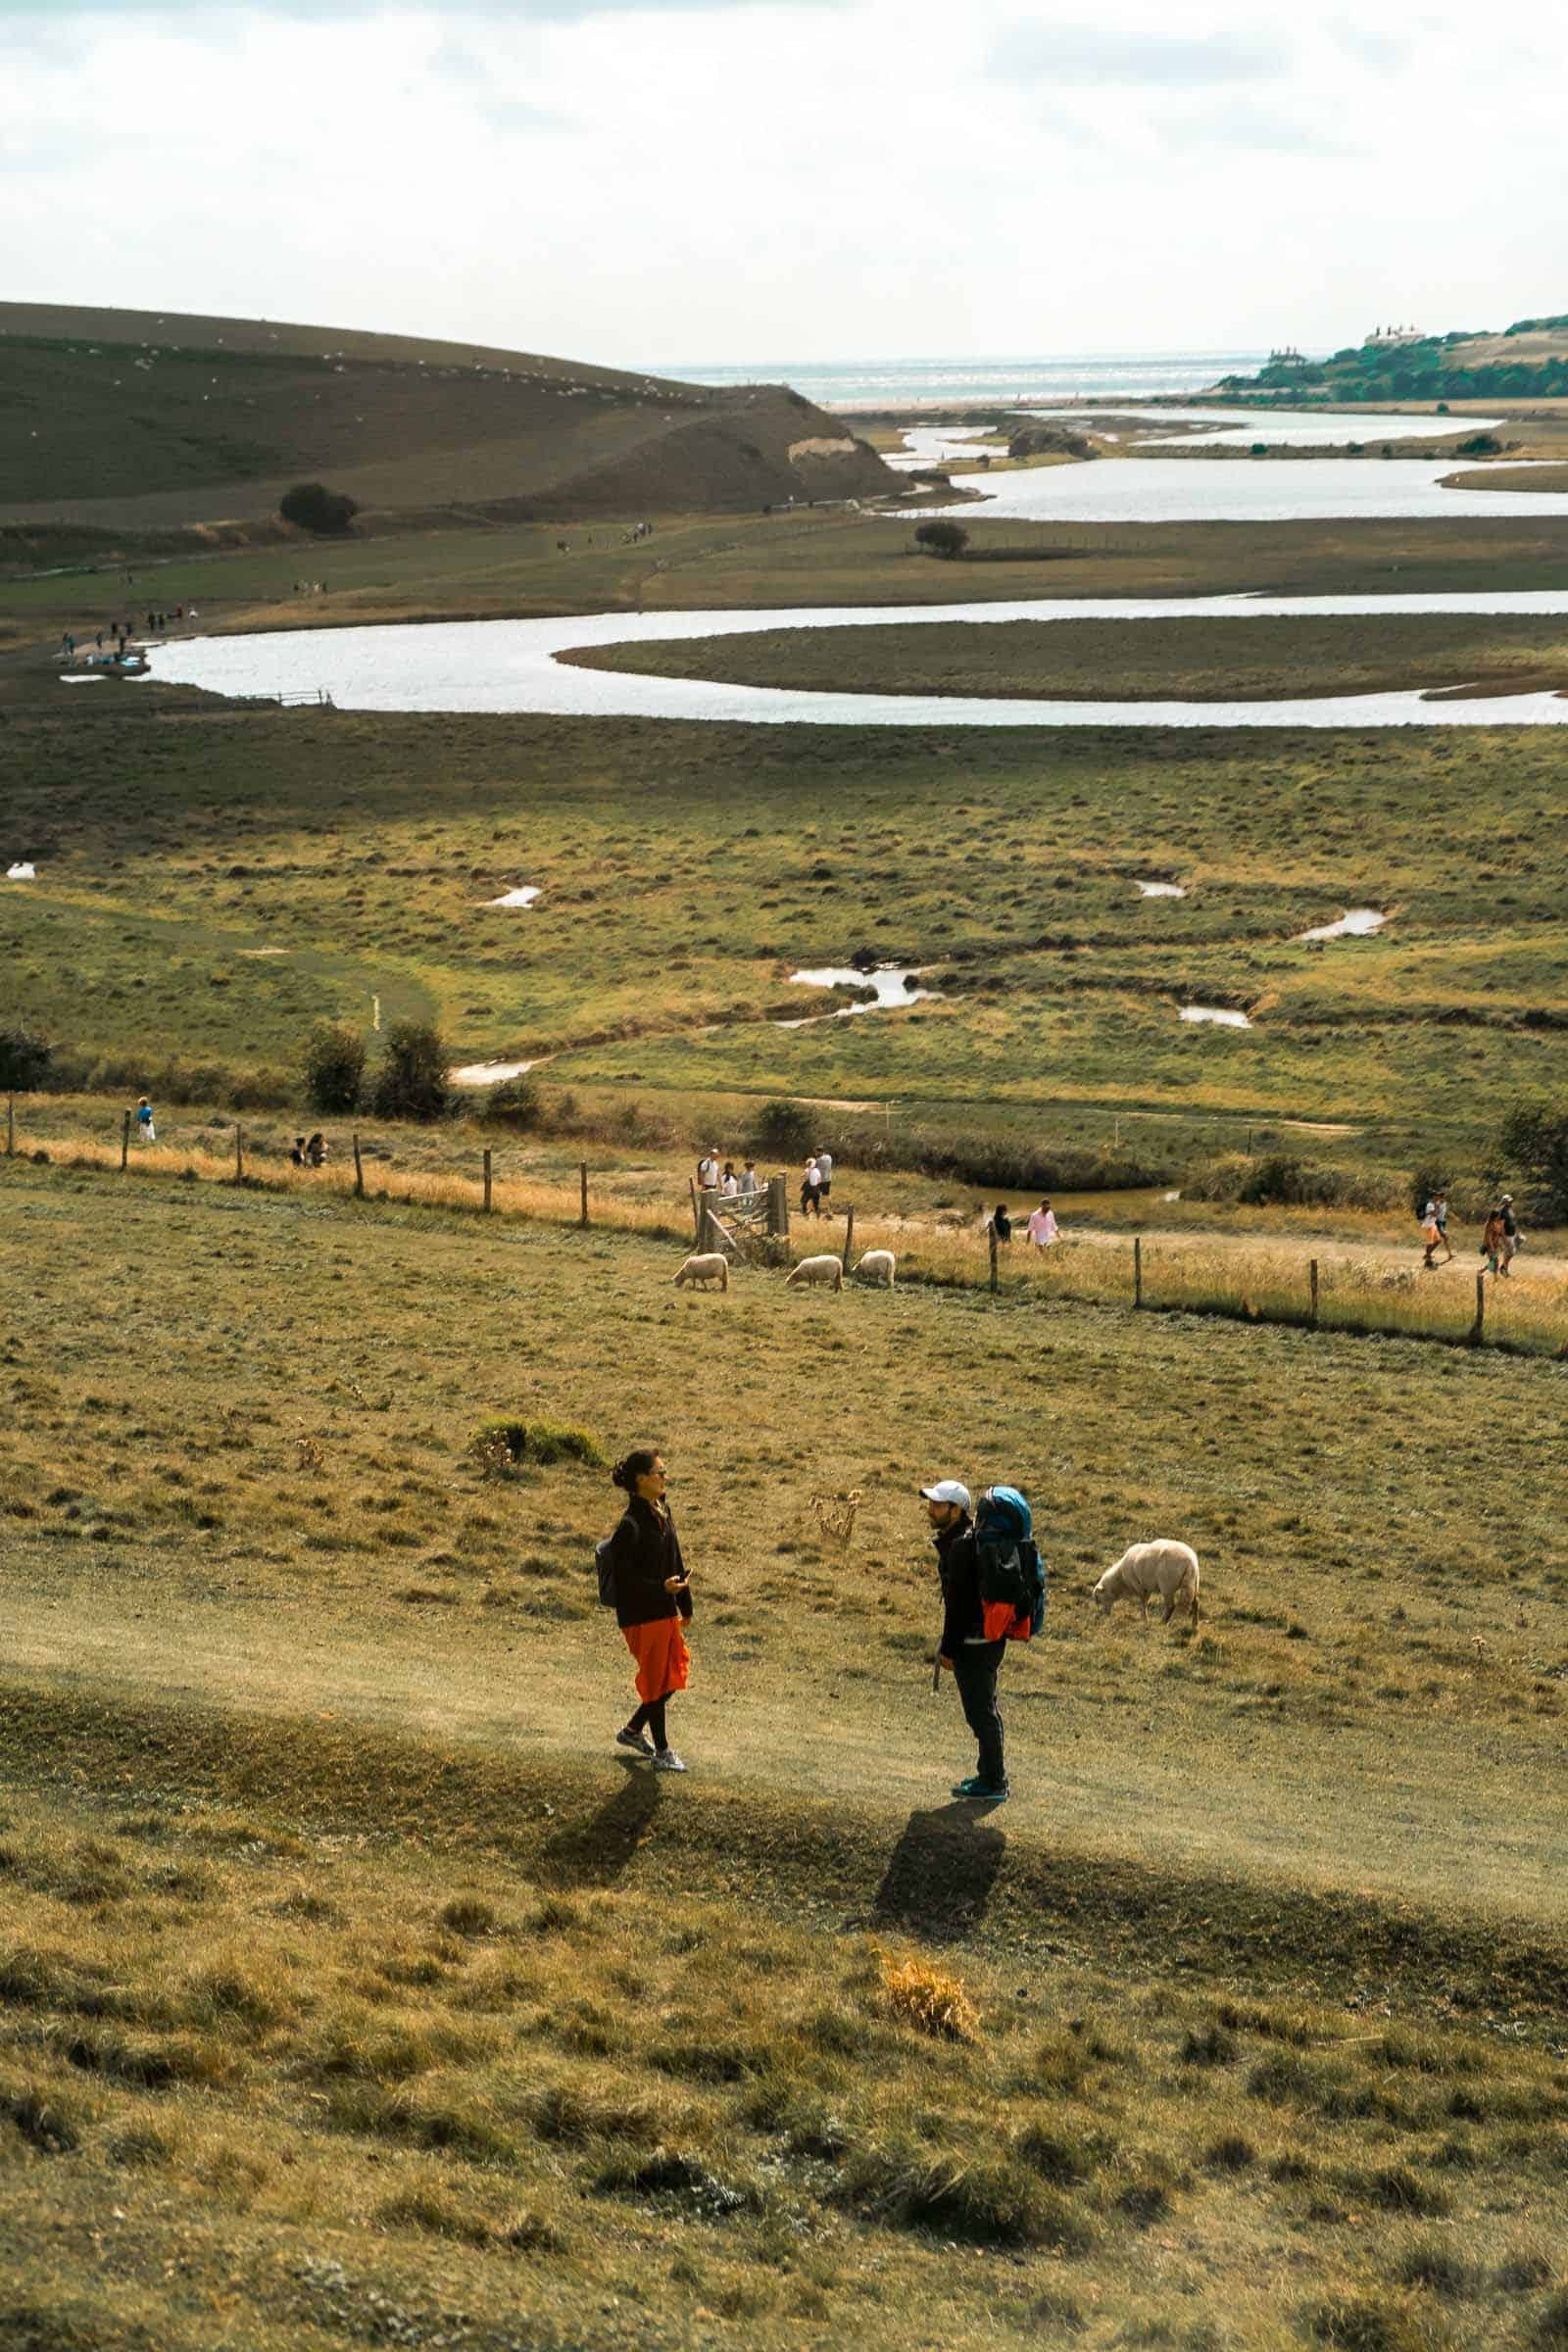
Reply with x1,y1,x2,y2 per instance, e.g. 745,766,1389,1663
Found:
952,1777,1009,1802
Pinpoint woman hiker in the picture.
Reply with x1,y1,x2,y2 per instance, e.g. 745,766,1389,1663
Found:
601,1447,693,1772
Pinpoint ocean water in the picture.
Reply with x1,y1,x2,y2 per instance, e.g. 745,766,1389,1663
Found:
666,353,1275,408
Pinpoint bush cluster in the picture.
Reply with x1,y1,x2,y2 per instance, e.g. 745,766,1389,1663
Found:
1185,1154,1407,1212
279,481,359,535
300,1021,450,1123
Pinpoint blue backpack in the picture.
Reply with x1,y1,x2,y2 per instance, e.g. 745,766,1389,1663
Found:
975,1486,1046,1642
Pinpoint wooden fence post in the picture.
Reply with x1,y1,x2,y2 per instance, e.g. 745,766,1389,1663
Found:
121,1108,131,1169
689,1177,702,1241
767,1173,790,1241
352,1131,365,1199
482,1148,493,1213
1471,1271,1486,1346
235,1124,245,1183
989,1227,1000,1295
1309,1258,1319,1327
1134,1235,1143,1308
843,1203,855,1275
580,1161,590,1228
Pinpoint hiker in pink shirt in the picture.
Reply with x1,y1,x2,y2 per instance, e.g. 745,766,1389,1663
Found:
1026,1199,1058,1248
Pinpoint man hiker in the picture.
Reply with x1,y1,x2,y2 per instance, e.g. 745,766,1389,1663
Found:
921,1478,1008,1804
814,1146,833,1210
1499,1195,1520,1274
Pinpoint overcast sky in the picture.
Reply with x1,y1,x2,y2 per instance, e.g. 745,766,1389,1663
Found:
4,0,1563,368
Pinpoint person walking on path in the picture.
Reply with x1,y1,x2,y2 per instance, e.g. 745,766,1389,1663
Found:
135,1097,156,1145
697,1147,719,1193
1026,1199,1058,1249
814,1147,833,1212
801,1156,823,1217
601,1448,692,1772
738,1159,760,1199
1433,1191,1454,1264
990,1202,1012,1245
1420,1195,1443,1269
1480,1206,1506,1278
922,1477,1009,1804
1498,1195,1521,1274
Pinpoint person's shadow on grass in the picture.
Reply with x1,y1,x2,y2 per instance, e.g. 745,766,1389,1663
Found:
536,1756,662,1889
872,1802,1007,1942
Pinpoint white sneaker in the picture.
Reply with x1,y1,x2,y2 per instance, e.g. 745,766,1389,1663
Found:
652,1748,687,1773
615,1728,654,1755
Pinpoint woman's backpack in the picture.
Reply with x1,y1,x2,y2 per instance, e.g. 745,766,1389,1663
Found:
595,1538,617,1608
974,1485,1046,1642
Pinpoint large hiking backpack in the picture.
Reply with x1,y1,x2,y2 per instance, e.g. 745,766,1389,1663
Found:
974,1485,1046,1642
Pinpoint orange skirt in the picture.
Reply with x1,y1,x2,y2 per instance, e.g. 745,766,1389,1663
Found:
623,1617,690,1705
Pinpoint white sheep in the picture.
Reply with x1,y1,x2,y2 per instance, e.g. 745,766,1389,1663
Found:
854,1249,896,1288
786,1253,844,1292
1093,1540,1200,1626
673,1251,729,1292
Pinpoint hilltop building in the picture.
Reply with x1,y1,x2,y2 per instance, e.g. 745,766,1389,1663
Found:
1364,324,1425,348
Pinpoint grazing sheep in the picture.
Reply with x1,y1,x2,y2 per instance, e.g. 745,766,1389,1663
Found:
1093,1540,1200,1626
673,1251,729,1292
786,1253,844,1292
855,1249,896,1288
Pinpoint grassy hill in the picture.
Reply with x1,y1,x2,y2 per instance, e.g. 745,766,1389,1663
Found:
0,1152,1564,2350
1227,311,1568,403
0,302,895,556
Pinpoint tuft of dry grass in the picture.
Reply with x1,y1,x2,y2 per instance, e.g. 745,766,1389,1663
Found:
879,1952,980,2041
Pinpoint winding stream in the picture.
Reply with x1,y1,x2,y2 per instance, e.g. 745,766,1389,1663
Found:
149,591,1568,729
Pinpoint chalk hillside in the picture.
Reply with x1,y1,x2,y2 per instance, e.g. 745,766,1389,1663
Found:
0,302,896,552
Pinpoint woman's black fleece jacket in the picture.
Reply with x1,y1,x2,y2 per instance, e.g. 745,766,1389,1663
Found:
604,1495,693,1631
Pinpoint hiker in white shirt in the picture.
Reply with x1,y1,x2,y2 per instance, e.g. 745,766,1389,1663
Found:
814,1148,833,1210
1026,1200,1058,1248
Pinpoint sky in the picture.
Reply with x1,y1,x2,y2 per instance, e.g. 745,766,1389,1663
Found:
3,0,1564,368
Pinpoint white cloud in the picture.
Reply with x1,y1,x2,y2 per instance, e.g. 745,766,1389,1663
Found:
2,0,1566,367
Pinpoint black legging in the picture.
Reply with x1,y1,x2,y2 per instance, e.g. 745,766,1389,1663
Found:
627,1695,668,1750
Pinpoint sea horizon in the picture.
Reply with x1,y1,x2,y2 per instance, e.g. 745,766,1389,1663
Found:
660,350,1285,408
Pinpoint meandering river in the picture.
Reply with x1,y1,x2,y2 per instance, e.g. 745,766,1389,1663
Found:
149,591,1568,729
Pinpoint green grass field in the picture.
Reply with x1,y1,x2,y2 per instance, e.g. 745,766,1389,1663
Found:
3,677,1564,1189
1,1153,1565,2348
567,610,1568,702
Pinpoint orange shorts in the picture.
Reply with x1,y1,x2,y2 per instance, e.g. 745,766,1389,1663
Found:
623,1617,690,1705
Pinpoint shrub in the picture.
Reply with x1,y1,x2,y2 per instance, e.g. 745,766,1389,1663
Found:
1498,1098,1568,1218
468,1418,605,1470
1455,431,1501,457
303,1021,366,1114
279,480,359,534
480,1073,542,1128
913,519,969,560
750,1099,815,1157
0,1026,52,1091
370,1021,450,1122
1185,1152,1405,1211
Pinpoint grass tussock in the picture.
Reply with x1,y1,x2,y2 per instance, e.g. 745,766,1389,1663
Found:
879,1952,980,2041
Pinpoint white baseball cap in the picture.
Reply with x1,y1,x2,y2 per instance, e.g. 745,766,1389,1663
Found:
920,1479,971,1510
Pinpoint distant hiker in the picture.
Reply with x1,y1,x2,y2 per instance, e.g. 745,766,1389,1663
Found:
738,1159,760,1199
1433,1191,1454,1262
1420,1196,1443,1268
1499,1196,1520,1272
721,1161,739,1198
1026,1199,1058,1248
697,1147,720,1192
305,1131,328,1167
599,1447,692,1772
990,1202,1012,1244
801,1156,823,1217
1481,1207,1505,1277
135,1097,155,1145
289,1137,307,1166
814,1147,833,1209
922,1477,1007,1805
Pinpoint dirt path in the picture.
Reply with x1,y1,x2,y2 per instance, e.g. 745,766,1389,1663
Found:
6,1586,1564,1933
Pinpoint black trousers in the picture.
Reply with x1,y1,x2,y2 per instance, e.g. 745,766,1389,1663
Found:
952,1641,1006,1788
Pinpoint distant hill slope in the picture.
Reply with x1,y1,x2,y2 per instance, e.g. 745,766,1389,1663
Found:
0,302,895,545
1225,312,1568,402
